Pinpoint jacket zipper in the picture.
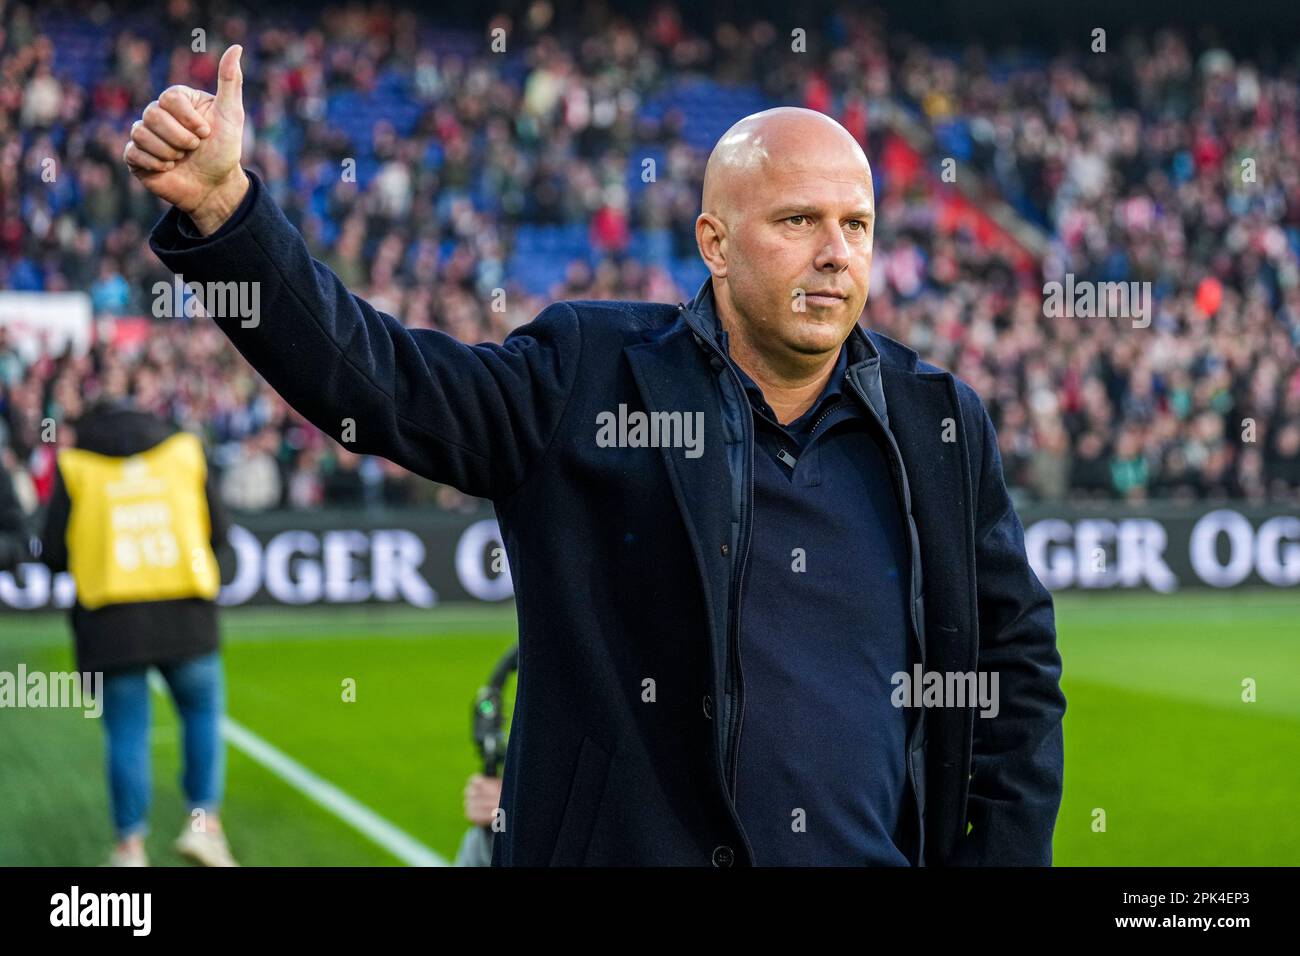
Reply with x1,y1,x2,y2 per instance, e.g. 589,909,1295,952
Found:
846,367,927,863
770,396,844,466
805,398,843,442
722,378,753,799
682,314,754,803
726,420,753,797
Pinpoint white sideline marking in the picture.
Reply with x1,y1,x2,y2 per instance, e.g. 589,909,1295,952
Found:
148,671,448,867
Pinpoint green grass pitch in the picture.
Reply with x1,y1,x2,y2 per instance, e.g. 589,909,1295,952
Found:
1,591,1296,866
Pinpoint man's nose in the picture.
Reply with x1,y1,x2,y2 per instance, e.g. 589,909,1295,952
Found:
813,222,851,271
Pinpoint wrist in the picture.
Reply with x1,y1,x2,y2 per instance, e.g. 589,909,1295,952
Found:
189,169,251,236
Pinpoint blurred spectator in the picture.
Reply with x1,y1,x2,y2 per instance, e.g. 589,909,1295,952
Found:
220,432,281,511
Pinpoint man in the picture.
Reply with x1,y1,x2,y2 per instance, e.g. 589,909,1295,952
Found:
125,45,1065,866
40,397,238,867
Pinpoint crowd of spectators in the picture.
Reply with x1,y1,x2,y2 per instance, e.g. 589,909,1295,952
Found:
2,0,1298,516
886,30,1300,501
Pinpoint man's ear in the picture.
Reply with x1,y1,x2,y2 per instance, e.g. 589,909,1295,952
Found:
695,213,728,279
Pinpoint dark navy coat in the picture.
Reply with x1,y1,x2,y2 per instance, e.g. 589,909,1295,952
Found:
149,169,1066,866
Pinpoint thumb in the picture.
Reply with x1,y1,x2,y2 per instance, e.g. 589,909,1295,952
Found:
215,44,244,117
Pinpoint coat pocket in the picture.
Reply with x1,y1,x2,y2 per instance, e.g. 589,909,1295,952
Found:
548,735,614,866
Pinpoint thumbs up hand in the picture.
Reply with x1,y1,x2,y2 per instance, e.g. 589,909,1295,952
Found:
125,45,250,235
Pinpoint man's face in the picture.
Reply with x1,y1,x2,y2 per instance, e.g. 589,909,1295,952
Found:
721,152,875,358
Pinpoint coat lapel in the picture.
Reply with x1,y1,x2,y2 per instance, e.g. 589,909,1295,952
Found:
882,365,979,859
882,367,977,672
623,322,734,694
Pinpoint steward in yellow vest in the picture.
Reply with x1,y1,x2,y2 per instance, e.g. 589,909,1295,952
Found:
39,399,230,673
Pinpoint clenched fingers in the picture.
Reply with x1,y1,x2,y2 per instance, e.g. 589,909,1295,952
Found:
123,140,175,173
142,99,205,151
131,120,187,162
158,85,212,137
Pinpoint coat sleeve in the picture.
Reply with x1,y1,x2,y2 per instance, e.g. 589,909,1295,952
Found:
147,170,583,502
952,391,1067,865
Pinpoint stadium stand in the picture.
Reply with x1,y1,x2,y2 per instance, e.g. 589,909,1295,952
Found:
3,1,1298,513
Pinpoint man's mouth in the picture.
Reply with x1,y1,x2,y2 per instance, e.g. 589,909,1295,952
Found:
803,290,847,306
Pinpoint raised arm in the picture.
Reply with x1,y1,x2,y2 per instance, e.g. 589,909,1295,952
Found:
127,46,581,501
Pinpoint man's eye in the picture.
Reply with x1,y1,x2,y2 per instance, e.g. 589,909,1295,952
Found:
786,215,807,226
847,220,865,231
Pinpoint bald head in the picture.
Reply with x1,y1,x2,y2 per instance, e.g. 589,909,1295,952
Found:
694,107,876,388
701,107,871,227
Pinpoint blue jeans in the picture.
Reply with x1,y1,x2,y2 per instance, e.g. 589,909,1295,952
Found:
99,651,226,840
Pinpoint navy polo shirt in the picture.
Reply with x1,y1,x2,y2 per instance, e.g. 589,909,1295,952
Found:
727,339,913,866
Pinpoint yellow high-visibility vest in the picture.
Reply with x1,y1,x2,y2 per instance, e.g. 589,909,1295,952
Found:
58,431,220,610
